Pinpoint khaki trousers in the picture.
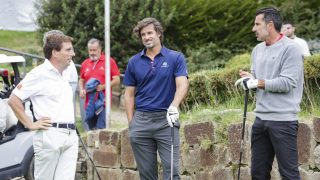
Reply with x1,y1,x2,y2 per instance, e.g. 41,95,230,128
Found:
33,127,78,180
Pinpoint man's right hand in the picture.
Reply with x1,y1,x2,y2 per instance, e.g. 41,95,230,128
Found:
28,117,52,130
80,89,86,99
239,69,253,78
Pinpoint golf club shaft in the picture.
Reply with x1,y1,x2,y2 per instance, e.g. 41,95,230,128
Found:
171,127,174,180
237,90,249,180
76,128,102,180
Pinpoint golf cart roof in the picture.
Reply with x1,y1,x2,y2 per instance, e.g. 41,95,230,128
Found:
0,54,25,63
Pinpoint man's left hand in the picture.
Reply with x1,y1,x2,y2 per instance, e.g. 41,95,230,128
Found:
96,85,105,92
235,77,258,90
166,105,179,127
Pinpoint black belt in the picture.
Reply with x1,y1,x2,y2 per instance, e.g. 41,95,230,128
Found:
52,123,75,130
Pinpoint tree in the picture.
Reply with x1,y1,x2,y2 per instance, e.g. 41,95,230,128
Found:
279,0,320,40
35,0,320,72
36,0,105,65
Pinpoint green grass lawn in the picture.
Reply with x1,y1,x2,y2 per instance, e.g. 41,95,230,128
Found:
0,30,43,74
0,30,42,56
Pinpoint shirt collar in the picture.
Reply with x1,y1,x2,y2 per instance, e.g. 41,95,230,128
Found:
43,59,68,76
140,46,168,58
43,59,57,71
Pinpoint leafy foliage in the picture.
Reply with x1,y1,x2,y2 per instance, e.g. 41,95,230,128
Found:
183,53,320,115
35,0,170,71
35,0,320,73
107,0,170,71
279,0,320,40
35,0,105,65
186,43,232,73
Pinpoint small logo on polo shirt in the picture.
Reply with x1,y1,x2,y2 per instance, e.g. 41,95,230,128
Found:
161,62,169,68
17,83,22,89
99,66,104,70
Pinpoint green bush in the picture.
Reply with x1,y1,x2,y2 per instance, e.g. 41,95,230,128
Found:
34,0,319,73
186,43,232,73
183,53,320,115
301,54,320,112
183,53,250,110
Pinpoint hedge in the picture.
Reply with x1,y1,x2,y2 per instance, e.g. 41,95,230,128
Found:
183,53,320,113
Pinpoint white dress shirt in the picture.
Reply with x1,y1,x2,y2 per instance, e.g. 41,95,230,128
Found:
12,59,74,123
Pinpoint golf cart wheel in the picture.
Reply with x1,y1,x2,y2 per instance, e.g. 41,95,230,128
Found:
25,155,35,180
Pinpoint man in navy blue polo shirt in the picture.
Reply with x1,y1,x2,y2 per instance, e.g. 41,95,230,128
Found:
123,17,189,180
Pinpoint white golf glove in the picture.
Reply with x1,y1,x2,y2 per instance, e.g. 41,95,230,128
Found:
166,105,179,127
235,77,258,90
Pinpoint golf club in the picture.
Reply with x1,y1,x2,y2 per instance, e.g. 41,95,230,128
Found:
171,126,174,180
237,89,249,180
75,128,102,180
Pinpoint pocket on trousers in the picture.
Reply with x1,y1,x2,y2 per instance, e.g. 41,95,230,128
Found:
33,130,44,154
129,113,136,129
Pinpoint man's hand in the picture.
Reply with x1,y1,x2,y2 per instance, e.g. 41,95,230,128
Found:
28,117,52,130
235,77,258,90
166,105,179,127
96,84,105,92
239,69,253,78
80,89,86,99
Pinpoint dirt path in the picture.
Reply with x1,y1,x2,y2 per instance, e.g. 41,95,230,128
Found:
110,107,128,129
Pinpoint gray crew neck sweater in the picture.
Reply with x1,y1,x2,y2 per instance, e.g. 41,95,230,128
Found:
251,36,304,121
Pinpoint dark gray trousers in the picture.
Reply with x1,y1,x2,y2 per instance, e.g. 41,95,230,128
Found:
129,111,180,180
251,117,300,180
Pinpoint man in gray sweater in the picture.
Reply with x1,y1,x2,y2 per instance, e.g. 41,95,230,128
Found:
235,7,303,180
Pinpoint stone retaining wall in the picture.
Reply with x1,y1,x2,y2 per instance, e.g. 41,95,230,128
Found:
76,117,320,180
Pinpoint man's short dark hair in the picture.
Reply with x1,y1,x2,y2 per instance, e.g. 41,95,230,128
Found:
43,33,73,60
133,17,164,41
283,20,295,27
256,7,282,33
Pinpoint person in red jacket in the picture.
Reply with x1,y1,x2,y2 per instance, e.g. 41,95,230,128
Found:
79,38,120,129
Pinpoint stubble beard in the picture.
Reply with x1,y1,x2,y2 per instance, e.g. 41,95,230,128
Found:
90,55,99,61
143,41,154,49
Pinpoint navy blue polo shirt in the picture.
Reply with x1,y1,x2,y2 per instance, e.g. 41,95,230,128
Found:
123,46,188,112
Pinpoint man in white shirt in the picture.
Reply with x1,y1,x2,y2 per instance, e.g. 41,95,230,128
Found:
8,32,78,180
43,30,78,95
281,21,311,57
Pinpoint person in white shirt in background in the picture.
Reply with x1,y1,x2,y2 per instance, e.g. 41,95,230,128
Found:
281,21,311,57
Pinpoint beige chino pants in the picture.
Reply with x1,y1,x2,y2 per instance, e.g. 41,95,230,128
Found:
33,127,78,180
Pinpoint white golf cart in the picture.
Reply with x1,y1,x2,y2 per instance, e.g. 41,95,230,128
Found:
0,55,35,180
